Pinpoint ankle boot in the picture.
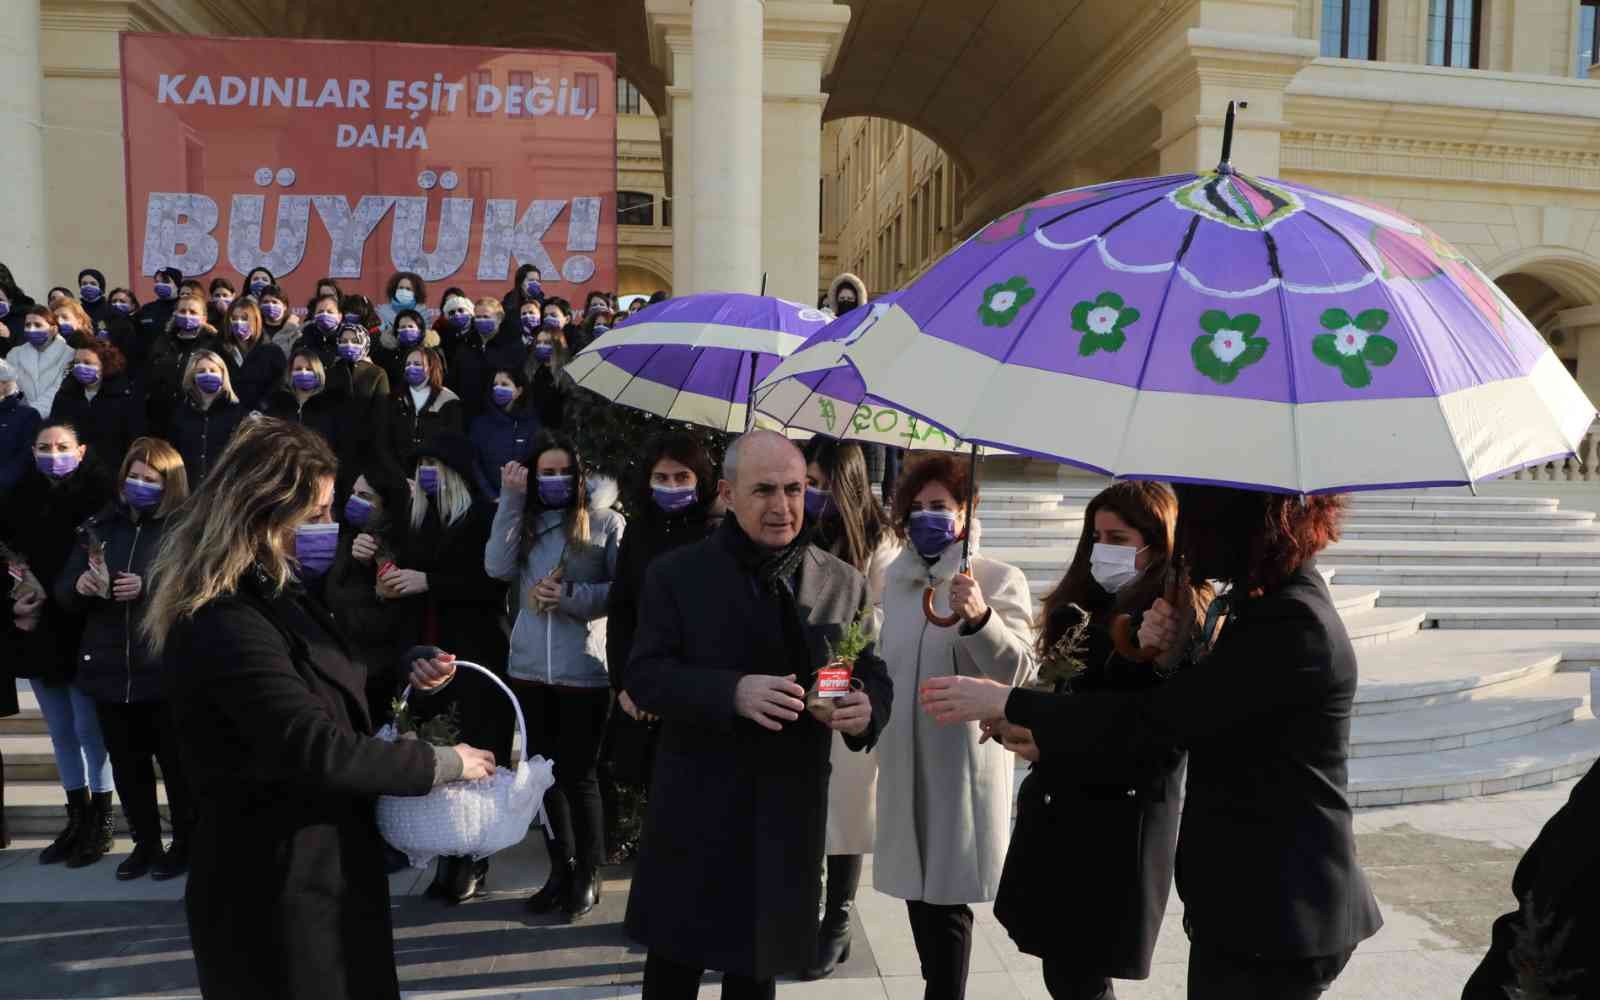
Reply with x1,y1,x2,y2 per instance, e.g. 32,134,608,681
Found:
66,792,116,868
526,856,574,914
564,863,601,922
442,856,488,905
151,838,189,881
116,839,160,880
39,788,89,865
425,857,455,900
801,854,862,980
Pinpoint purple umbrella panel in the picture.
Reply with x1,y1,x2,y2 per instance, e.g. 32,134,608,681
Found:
833,173,1593,492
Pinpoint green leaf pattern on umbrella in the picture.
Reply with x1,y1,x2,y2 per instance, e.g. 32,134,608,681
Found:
1313,308,1397,389
1191,310,1268,384
978,276,1036,327
1071,291,1140,356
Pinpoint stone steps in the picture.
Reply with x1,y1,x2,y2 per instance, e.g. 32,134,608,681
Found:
1338,523,1600,542
1331,564,1600,587
990,487,1565,514
1349,670,1591,758
1323,540,1600,567
1348,714,1600,806
1378,585,1600,608
1352,631,1582,714
1426,607,1600,629
1338,509,1596,525
4,780,165,836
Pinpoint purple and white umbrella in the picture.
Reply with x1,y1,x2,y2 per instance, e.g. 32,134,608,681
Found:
566,292,830,433
793,164,1593,493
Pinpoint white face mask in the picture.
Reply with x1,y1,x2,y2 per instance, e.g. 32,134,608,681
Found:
1090,542,1145,593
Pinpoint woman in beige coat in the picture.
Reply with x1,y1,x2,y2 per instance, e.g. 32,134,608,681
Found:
874,453,1036,1000
800,439,902,981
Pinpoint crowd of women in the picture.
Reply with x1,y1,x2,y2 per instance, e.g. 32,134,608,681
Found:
0,257,1398,1000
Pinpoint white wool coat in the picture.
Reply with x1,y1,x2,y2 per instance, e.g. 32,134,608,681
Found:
872,520,1036,904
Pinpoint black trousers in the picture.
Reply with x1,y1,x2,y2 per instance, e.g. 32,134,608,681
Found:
1185,939,1352,1000
906,900,974,1000
512,680,611,868
641,950,774,1000
1043,959,1115,1000
96,700,194,846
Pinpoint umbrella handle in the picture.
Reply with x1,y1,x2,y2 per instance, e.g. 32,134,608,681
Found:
922,569,971,628
1110,570,1188,665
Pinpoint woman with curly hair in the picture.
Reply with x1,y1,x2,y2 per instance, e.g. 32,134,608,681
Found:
921,485,1383,999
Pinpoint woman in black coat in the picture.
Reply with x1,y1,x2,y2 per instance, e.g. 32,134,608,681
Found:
379,430,512,903
379,346,462,489
263,348,345,454
146,417,496,1000
55,438,195,881
321,470,412,726
221,298,286,412
49,341,144,472
167,350,247,488
922,486,1384,1000
327,325,390,496
0,263,37,348
145,295,221,438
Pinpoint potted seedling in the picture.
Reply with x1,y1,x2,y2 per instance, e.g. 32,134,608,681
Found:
807,610,871,723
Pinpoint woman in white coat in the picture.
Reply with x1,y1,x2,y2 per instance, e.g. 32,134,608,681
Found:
800,438,900,981
874,453,1036,1000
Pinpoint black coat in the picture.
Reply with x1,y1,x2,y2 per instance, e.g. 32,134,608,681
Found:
1005,563,1384,960
53,501,169,704
322,526,411,722
448,332,527,423
132,299,176,342
994,616,1184,978
263,386,345,454
166,571,437,1000
146,330,221,436
49,374,145,472
467,401,539,498
623,522,893,979
168,394,248,488
527,363,568,430
379,386,462,490
0,390,42,497
326,360,389,491
604,503,717,692
226,341,287,412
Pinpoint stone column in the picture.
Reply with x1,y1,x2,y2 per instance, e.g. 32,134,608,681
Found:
689,0,764,294
1556,306,1600,409
648,0,695,294
1,0,49,293
761,1,850,305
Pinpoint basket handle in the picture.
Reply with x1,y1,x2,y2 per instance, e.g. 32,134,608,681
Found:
394,659,529,768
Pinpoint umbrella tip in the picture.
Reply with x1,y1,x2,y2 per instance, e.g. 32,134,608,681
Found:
1217,99,1249,175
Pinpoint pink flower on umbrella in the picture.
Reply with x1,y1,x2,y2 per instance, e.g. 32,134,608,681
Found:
1371,225,1505,338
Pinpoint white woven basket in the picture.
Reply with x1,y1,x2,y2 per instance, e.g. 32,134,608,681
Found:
376,660,554,868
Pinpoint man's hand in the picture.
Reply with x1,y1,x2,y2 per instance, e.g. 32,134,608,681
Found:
619,690,657,723
111,572,142,602
919,674,1012,724
735,674,806,732
1138,598,1180,656
351,533,379,563
409,651,457,690
950,572,988,626
501,462,529,495
826,689,872,737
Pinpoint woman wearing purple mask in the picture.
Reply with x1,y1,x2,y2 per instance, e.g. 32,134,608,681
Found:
145,295,220,437
242,267,274,300
487,431,623,922
379,346,462,487
0,419,116,869
169,350,245,487
0,271,37,346
57,437,196,881
327,324,390,501
76,268,110,324
258,286,300,353
50,342,144,471
500,263,545,326
383,430,512,905
263,348,344,457
288,293,344,366
445,296,524,424
97,287,146,372
133,266,182,342
205,277,236,329
11,306,73,416
468,368,539,499
524,327,569,431
371,307,438,388
222,298,285,411
52,299,93,347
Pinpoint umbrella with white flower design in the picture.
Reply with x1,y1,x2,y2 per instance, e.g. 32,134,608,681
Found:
764,102,1594,495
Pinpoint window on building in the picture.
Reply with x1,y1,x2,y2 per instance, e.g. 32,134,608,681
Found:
1320,0,1378,59
617,78,642,115
618,190,654,227
662,195,672,228
1427,0,1480,68
933,166,946,233
1580,1,1600,76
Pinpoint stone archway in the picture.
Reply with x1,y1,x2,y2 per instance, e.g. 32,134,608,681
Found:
618,256,671,298
1490,248,1600,406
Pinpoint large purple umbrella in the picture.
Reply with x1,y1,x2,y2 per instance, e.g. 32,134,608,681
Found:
565,292,830,433
795,145,1593,493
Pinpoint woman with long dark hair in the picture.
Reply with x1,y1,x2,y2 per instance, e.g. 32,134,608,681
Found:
221,297,286,411
992,482,1206,999
922,486,1383,999
147,417,495,1000
800,438,900,981
487,431,624,922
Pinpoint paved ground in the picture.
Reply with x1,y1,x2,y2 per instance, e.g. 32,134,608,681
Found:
0,777,1579,999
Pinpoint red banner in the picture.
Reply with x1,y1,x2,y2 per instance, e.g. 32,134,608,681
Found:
119,33,616,306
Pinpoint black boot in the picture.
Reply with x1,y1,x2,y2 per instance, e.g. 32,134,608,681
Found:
39,788,89,865
425,857,455,900
0,751,10,850
526,855,574,914
116,839,160,880
151,839,189,881
442,856,488,905
801,854,863,980
564,863,601,922
66,792,116,868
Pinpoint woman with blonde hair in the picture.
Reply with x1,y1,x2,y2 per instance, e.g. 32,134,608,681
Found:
56,437,196,881
51,297,95,346
147,417,496,1000
169,349,246,487
449,295,525,422
146,293,220,435
264,347,344,453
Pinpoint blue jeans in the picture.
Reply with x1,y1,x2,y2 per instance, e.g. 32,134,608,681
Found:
31,681,114,793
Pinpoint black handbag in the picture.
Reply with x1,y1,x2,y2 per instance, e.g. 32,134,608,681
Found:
605,709,659,788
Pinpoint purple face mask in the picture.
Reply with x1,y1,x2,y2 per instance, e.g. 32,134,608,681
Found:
541,315,562,330
111,301,133,315
153,282,175,300
24,327,50,347
37,451,81,479
195,371,224,394
804,486,832,521
79,284,102,302
521,314,540,335
907,509,960,559
537,474,575,508
397,325,422,346
449,310,472,330
56,320,76,336
473,316,497,335
404,364,428,387
174,313,201,334
652,485,697,514
314,312,339,332
418,465,440,497
294,522,340,578
291,369,320,391
524,280,542,299
532,343,555,363
261,301,285,322
342,313,362,327
337,343,364,362
231,319,253,338
0,302,9,320
71,363,100,386
491,384,517,407
343,493,374,528
124,477,164,511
